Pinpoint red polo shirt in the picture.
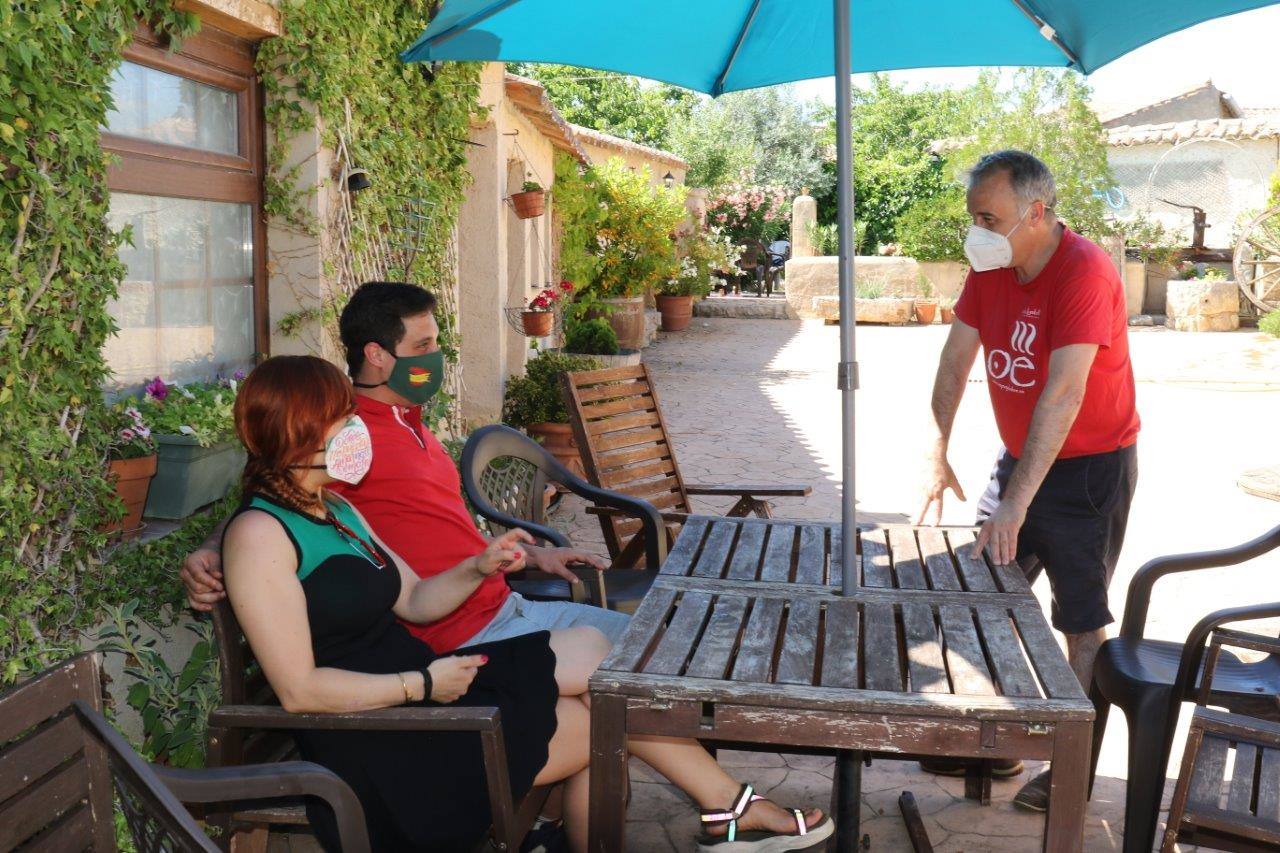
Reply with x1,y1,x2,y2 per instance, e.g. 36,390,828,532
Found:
330,395,507,652
953,227,1140,459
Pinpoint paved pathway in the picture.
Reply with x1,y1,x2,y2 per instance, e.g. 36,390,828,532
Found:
555,318,1280,851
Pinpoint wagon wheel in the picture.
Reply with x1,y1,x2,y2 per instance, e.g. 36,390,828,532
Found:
1233,205,1280,313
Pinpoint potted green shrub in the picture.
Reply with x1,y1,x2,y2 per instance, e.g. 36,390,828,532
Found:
138,376,245,519
914,275,938,325
658,227,737,331
502,351,601,475
562,316,641,369
103,403,158,540
511,178,546,220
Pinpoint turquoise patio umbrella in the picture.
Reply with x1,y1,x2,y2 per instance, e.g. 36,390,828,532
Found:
404,2,1278,841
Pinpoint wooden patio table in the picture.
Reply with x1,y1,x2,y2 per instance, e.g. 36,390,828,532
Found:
587,516,1095,852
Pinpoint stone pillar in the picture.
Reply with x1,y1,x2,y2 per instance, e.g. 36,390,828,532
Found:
791,191,817,257
1166,279,1240,332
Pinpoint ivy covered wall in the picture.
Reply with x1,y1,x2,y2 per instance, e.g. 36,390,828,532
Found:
0,0,480,681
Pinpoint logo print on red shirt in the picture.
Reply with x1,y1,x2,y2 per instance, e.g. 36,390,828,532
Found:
987,320,1038,390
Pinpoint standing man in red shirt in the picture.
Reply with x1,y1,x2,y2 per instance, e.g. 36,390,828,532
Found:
917,150,1140,811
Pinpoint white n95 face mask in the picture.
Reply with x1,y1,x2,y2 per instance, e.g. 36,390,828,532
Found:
964,206,1030,272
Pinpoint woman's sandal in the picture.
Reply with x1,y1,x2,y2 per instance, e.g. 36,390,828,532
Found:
696,783,834,852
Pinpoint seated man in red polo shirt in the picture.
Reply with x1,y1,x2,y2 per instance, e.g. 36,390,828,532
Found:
917,150,1140,811
181,282,628,656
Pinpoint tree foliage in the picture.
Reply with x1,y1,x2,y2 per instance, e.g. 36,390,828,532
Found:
510,64,695,148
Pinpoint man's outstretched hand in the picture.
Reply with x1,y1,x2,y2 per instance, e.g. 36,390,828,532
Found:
916,454,967,526
181,549,226,612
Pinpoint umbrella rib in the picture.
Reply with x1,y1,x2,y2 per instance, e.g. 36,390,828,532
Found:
712,0,763,96
421,0,529,48
1007,0,1081,68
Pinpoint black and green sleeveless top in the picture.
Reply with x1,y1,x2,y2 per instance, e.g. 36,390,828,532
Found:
237,493,434,672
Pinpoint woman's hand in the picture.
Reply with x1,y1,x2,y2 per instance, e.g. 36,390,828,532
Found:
473,528,534,577
427,654,488,702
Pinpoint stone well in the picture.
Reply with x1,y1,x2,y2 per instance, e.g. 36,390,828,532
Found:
1166,279,1240,332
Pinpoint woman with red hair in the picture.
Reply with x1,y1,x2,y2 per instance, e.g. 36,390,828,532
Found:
222,355,569,850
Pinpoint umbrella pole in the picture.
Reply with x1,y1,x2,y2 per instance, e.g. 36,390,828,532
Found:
834,0,858,599
833,2,864,851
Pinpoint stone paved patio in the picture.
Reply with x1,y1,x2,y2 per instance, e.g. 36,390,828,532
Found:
553,317,1280,852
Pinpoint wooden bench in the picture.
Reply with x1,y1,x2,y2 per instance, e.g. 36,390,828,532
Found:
0,653,368,852
207,600,551,852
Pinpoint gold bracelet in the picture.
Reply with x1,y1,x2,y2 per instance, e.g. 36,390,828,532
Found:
397,671,412,704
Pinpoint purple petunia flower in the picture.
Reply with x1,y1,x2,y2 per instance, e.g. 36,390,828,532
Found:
144,377,168,401
233,369,246,381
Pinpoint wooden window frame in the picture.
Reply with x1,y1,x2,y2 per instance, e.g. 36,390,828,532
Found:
104,22,269,359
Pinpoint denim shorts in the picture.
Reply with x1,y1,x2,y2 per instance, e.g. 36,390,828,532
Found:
977,444,1138,634
458,592,631,648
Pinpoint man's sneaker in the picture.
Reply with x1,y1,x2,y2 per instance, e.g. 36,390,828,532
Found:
520,818,569,853
919,757,1024,778
1013,770,1052,812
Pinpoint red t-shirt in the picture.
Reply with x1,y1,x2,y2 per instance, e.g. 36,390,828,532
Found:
953,227,1140,459
330,395,508,652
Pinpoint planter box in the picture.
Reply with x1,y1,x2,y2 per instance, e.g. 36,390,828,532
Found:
145,434,246,519
547,347,641,368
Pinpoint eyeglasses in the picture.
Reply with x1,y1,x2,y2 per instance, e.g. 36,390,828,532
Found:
325,511,387,570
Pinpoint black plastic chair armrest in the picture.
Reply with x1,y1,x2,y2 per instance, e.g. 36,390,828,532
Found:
462,425,667,570
499,517,571,549
209,704,501,732
155,761,370,853
1171,601,1280,703
1119,523,1280,638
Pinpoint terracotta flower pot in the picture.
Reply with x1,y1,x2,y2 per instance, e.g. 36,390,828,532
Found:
510,189,545,220
104,454,158,539
940,306,955,324
914,300,938,325
521,310,553,337
525,422,585,479
657,294,694,331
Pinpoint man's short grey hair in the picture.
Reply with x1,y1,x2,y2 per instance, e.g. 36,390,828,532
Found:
968,150,1057,212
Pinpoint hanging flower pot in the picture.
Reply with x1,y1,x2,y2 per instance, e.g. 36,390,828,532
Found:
511,181,545,219
521,310,554,337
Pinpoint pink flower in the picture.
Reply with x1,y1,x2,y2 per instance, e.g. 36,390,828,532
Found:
144,377,168,401
560,280,574,292
120,428,136,441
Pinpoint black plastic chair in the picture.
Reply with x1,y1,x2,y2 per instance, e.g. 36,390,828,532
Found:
461,423,667,610
1089,523,1280,853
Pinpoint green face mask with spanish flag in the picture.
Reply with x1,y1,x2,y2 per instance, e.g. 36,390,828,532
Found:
355,349,444,405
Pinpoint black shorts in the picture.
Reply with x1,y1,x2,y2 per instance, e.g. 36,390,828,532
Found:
976,444,1138,634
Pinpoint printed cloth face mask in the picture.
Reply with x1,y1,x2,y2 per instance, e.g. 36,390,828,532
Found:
294,415,373,484
354,349,444,405
964,205,1032,272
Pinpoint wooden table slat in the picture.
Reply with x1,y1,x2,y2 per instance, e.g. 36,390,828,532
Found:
601,587,676,673
917,527,963,591
830,526,853,586
939,605,998,696
726,522,767,581
1012,606,1088,700
731,598,786,683
901,601,948,693
685,596,750,680
776,599,822,685
795,525,827,586
1257,747,1280,822
951,528,1030,593
643,592,714,675
888,527,929,589
974,606,1042,698
1189,733,1230,809
692,520,738,579
759,525,798,582
948,529,998,592
1225,742,1258,815
862,602,903,692
659,516,708,576
820,599,860,688
861,529,894,588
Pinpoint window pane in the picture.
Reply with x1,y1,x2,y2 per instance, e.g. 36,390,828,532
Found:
105,61,238,155
105,193,255,389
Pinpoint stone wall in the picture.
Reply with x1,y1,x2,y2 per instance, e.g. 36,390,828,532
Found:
784,256,966,320
1166,278,1241,331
